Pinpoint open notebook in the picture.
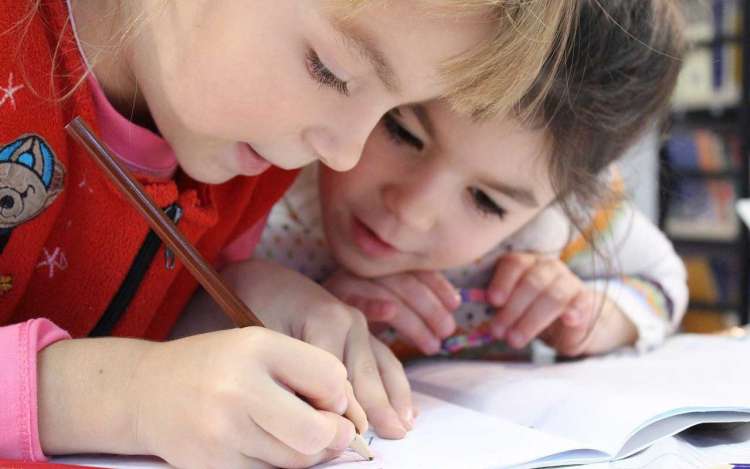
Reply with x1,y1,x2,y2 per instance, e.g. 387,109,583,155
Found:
317,334,750,469
54,334,750,469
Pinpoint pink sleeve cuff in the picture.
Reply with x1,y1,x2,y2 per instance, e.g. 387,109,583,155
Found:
0,319,71,462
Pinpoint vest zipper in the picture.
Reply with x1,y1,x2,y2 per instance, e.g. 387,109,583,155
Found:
90,203,182,337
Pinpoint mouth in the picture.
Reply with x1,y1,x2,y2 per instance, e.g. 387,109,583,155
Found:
351,216,399,258
235,142,272,176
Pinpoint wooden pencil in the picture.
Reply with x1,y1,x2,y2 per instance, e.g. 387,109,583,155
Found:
65,116,372,461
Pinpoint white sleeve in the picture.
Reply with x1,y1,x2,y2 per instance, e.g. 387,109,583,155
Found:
566,201,688,348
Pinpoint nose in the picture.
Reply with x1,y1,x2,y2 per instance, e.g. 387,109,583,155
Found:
382,178,441,233
302,108,383,172
0,195,14,209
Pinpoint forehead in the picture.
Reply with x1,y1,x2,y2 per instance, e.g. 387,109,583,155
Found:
427,102,555,199
330,1,494,100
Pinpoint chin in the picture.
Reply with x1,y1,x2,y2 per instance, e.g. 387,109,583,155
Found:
181,163,234,184
333,248,402,279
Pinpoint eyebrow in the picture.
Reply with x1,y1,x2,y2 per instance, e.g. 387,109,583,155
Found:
484,180,539,208
331,19,401,94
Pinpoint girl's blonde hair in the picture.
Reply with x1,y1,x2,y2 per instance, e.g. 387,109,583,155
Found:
17,0,575,120
347,0,578,121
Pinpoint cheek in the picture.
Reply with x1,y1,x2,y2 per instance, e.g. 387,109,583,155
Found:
429,221,511,269
155,11,311,139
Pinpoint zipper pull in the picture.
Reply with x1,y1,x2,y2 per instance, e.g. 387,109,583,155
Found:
164,203,183,270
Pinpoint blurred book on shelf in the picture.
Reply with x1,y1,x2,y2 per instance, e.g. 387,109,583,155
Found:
663,127,741,239
684,254,740,304
672,0,743,112
666,127,741,172
680,254,741,333
682,0,741,44
664,178,738,239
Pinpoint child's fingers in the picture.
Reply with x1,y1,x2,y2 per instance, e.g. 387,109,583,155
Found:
250,373,354,457
386,301,442,355
550,294,597,356
264,331,363,426
299,305,356,364
345,317,408,439
413,270,461,310
360,297,398,322
490,261,558,339
370,336,415,430
378,274,455,339
487,252,536,305
344,380,370,435
234,408,350,467
504,274,579,349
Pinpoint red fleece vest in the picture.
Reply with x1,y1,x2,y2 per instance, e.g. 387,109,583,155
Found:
0,1,297,339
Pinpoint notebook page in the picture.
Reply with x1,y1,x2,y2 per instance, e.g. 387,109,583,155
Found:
407,335,750,457
315,392,596,469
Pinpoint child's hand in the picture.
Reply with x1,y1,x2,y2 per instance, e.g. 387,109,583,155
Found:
324,269,460,356
38,330,360,469
540,293,638,357
487,252,596,350
222,260,414,438
135,329,361,468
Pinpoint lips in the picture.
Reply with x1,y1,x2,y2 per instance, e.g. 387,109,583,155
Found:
236,142,271,176
351,217,399,258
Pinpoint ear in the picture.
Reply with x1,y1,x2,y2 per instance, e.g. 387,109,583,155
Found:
42,161,66,209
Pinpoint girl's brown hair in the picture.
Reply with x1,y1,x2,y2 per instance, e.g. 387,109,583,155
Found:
527,0,685,222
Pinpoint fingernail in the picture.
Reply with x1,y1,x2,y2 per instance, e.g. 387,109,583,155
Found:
401,408,414,430
426,338,442,355
441,317,456,337
334,395,348,415
508,331,525,349
450,290,462,309
492,323,506,339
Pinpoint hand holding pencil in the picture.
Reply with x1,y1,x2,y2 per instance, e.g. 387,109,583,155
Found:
65,118,395,466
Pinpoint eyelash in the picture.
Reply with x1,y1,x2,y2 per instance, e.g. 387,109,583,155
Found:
306,50,349,96
382,114,505,219
382,113,424,150
469,188,506,219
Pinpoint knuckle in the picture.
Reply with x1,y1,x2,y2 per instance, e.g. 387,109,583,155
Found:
522,271,547,291
543,288,570,306
297,427,332,455
356,357,381,378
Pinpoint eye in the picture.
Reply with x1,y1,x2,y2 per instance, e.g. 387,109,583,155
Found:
468,187,506,219
306,50,349,96
20,185,36,199
382,113,424,150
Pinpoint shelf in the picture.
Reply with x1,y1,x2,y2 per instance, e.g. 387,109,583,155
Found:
688,300,739,311
663,168,740,179
692,34,743,48
670,237,739,251
669,107,741,126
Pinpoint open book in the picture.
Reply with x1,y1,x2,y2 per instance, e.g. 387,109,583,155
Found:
53,334,750,469
317,334,750,469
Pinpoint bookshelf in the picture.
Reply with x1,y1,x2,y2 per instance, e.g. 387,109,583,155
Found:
659,0,750,327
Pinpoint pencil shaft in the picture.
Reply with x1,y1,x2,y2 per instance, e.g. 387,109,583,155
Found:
66,117,262,328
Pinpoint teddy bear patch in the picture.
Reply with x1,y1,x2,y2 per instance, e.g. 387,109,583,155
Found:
0,134,65,251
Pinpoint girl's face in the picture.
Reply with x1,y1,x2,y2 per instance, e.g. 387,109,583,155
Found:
129,1,493,183
319,101,556,278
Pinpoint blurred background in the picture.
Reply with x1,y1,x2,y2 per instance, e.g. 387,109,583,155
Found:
623,0,749,332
